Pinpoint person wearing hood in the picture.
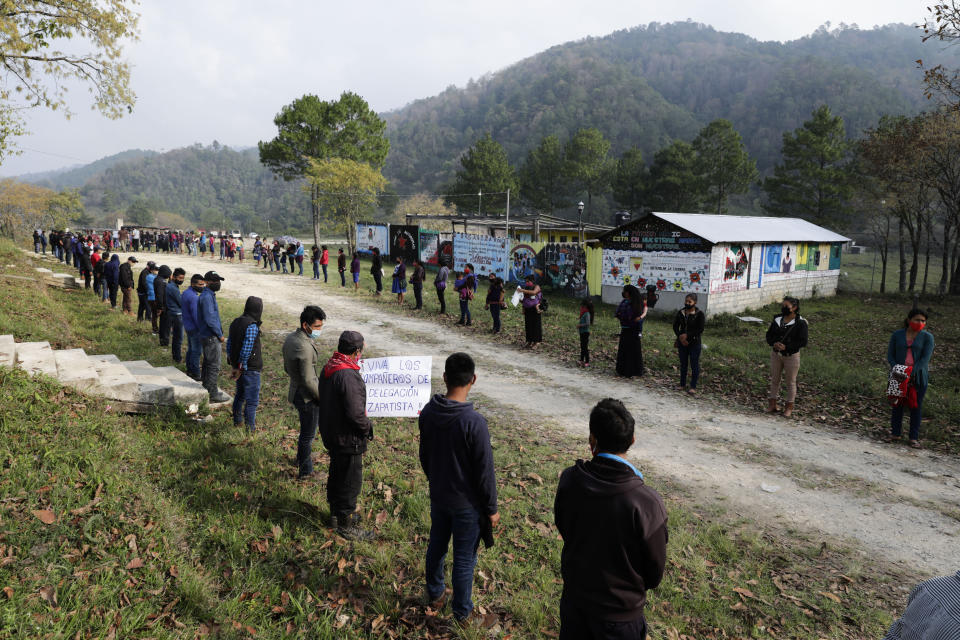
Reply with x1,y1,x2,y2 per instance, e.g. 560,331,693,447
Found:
419,352,499,626
318,330,373,540
155,265,172,346
165,268,186,362
103,254,121,309
181,274,206,380
137,261,155,324
197,270,230,403
282,305,326,479
227,296,264,431
78,247,94,289
554,398,668,640
118,256,138,315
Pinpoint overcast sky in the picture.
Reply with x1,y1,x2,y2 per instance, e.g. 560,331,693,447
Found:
1,0,933,176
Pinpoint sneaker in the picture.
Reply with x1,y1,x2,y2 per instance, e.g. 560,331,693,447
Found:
454,610,499,629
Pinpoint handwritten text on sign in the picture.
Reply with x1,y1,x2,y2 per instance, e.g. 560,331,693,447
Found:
359,356,432,417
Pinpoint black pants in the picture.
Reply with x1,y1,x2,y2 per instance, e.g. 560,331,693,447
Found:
137,292,151,321
524,306,542,343
490,303,501,332
293,394,319,478
372,270,382,293
108,283,119,308
412,282,423,308
328,452,363,521
559,600,647,640
159,308,171,345
580,332,590,363
436,286,446,314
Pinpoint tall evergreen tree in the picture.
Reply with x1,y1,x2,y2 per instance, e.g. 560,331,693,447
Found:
563,128,614,219
692,119,757,214
446,133,517,215
762,105,853,226
646,141,702,212
611,147,647,213
519,135,570,213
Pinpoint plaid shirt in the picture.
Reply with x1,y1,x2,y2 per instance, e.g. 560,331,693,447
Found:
226,324,259,370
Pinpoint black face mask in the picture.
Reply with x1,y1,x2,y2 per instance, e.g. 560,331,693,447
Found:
684,302,694,309
781,305,792,315
192,285,204,293
174,279,184,287
208,281,221,292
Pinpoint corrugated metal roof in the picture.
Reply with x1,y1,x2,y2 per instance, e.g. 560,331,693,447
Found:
651,212,850,243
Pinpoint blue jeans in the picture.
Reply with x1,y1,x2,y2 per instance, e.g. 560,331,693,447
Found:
892,384,927,440
293,392,319,477
322,263,328,282
458,299,471,324
312,260,320,279
169,313,183,363
185,332,202,378
425,504,483,620
678,341,702,389
233,370,261,429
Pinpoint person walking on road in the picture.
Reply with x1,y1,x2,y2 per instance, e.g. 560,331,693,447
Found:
282,306,326,479
886,308,935,449
419,352,499,627
197,270,230,403
318,330,374,540
119,256,138,315
228,296,264,432
765,296,808,418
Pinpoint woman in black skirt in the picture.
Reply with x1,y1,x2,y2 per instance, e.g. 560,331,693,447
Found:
615,285,647,377
518,276,543,348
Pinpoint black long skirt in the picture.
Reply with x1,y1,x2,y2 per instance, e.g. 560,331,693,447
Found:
524,306,543,343
616,329,644,377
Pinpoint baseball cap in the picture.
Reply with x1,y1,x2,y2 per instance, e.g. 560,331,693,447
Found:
128,256,138,262
203,271,225,281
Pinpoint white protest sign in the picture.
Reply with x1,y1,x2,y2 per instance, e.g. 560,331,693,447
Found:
510,287,523,307
359,356,433,417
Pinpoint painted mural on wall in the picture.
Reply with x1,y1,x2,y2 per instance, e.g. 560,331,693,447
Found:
764,243,783,274
539,243,589,297
709,245,748,293
722,244,749,281
356,222,388,256
602,215,712,253
602,250,710,293
452,233,508,278
419,230,439,265
390,225,419,264
507,243,540,283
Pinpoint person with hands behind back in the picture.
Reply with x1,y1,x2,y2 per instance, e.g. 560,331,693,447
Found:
419,353,499,628
765,296,808,418
886,308,935,448
673,293,705,394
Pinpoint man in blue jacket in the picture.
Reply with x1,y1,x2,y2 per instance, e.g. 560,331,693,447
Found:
418,352,499,627
181,274,206,380
145,263,160,334
165,268,186,363
197,270,230,403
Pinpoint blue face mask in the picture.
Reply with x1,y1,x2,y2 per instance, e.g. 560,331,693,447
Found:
310,328,323,340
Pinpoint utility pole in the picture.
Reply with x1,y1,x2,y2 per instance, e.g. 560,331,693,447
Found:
478,190,482,216
505,188,510,240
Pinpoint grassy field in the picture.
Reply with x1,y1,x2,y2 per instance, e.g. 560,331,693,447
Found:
294,254,960,452
839,250,950,295
0,240,917,639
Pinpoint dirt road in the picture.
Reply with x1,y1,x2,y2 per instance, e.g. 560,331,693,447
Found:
180,254,960,573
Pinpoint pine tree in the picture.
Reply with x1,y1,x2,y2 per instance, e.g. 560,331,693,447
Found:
519,135,570,213
692,119,757,214
646,141,702,212
611,147,647,213
446,134,518,215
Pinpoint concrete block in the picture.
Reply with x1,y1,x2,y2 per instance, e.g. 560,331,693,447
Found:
53,348,98,392
14,341,58,378
134,382,175,405
90,359,139,401
88,353,122,364
34,267,53,275
0,334,15,368
50,273,79,288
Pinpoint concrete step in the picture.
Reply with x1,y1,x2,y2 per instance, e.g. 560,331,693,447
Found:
135,382,175,405
34,267,53,276
50,273,79,289
0,334,14,368
87,354,140,401
120,360,208,405
53,348,99,392
14,341,58,378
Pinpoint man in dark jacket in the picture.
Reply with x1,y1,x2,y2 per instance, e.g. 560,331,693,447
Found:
282,305,325,478
227,296,263,432
197,270,230,403
136,261,155,323
410,258,426,310
419,352,499,626
318,330,373,540
119,256,137,315
370,248,383,294
165,268,186,362
554,398,667,640
103,254,121,309
154,265,171,346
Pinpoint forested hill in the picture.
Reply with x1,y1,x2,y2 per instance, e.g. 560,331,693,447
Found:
383,22,951,193
18,149,157,190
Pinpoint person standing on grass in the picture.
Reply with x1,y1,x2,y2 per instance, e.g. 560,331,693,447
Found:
137,261,155,323
886,308,935,449
392,256,407,305
518,276,543,348
155,265,171,346
165,268,186,363
321,245,329,283
554,398,668,640
673,293,705,394
350,251,361,291
295,241,305,276
283,305,326,479
337,248,346,286
419,352,499,627
182,274,206,381
145,263,160,334
228,296,264,432
435,259,450,315
410,258,425,310
119,256,137,315
765,296,808,418
103,253,121,310
577,299,593,367
485,276,505,333
454,272,475,326
91,247,104,297
370,247,384,295
318,330,374,541
311,245,321,280
615,285,646,378
197,270,230,404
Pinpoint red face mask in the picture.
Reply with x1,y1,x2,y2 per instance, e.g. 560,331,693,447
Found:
909,320,926,332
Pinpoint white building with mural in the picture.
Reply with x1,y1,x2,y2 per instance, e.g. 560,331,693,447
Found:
597,213,850,316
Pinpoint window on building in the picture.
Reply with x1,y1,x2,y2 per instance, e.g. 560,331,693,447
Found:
560,235,568,243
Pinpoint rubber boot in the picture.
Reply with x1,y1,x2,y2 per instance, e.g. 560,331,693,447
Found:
782,402,794,418
765,398,778,413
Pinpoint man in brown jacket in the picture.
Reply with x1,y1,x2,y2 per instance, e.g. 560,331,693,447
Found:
282,305,326,479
